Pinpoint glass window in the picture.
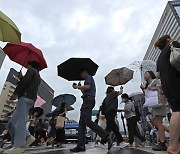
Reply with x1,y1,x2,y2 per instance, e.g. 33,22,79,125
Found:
175,6,180,17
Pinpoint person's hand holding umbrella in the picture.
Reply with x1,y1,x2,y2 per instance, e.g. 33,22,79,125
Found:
72,84,90,91
6,99,16,105
72,82,90,91
9,94,18,100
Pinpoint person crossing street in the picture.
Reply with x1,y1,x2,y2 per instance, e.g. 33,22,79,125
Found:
70,69,114,153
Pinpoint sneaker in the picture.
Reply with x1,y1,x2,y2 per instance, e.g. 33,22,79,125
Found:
26,135,35,147
152,142,167,151
141,142,146,147
119,142,129,149
3,147,25,154
70,146,86,152
107,132,114,150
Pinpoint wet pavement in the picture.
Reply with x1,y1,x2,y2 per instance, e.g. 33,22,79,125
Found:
0,143,167,154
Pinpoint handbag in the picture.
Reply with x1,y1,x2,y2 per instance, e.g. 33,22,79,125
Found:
157,86,168,106
144,80,167,107
170,44,180,71
144,90,159,107
56,115,65,129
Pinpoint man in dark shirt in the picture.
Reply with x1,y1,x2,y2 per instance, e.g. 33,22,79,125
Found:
101,86,129,149
4,61,41,154
70,69,113,153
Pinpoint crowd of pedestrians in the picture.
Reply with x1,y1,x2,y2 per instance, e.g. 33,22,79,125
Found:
0,35,179,154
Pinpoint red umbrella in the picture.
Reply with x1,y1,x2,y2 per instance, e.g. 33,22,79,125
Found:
3,42,47,71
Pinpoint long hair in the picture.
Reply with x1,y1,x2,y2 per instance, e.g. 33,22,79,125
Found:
154,35,171,50
145,71,156,89
59,103,66,114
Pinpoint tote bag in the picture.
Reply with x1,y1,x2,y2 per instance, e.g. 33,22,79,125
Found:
56,116,65,129
144,80,168,107
144,90,159,107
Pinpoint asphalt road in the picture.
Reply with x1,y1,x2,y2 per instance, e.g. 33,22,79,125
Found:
0,143,168,154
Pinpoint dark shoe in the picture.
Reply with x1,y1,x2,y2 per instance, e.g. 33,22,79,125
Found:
107,132,114,151
70,146,86,153
152,142,167,151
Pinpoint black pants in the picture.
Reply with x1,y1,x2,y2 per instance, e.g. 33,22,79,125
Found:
77,97,109,147
105,110,124,143
127,116,145,144
34,130,47,145
29,126,35,136
56,128,65,143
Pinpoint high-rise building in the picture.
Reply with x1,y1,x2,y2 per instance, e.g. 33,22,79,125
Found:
0,47,5,70
144,1,180,62
0,68,54,119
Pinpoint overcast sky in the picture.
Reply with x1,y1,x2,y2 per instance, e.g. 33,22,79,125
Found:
0,0,169,122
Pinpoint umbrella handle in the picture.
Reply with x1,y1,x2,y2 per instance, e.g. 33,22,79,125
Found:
20,65,23,72
140,65,144,83
21,51,31,71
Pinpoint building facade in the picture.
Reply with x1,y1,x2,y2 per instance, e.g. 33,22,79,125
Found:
144,1,180,62
0,47,5,70
0,68,54,119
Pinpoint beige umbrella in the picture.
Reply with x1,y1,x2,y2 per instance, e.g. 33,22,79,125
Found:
105,67,134,86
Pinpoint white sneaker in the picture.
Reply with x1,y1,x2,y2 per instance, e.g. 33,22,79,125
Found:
119,142,129,149
26,135,35,147
3,147,25,153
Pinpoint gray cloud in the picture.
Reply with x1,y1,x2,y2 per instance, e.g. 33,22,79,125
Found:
0,0,168,121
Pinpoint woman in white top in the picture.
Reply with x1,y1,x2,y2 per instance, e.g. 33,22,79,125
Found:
141,71,167,151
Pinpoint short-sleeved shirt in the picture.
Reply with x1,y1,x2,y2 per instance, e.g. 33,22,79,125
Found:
124,101,136,119
145,79,162,109
82,75,96,97
102,91,119,114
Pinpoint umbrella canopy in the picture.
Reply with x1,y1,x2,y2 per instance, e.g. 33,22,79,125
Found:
3,42,47,71
0,11,21,42
29,107,44,118
46,105,74,117
129,92,144,103
105,67,134,86
52,94,76,108
34,96,46,108
57,58,99,81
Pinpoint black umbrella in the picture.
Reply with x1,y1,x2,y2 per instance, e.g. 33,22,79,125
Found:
57,58,99,81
